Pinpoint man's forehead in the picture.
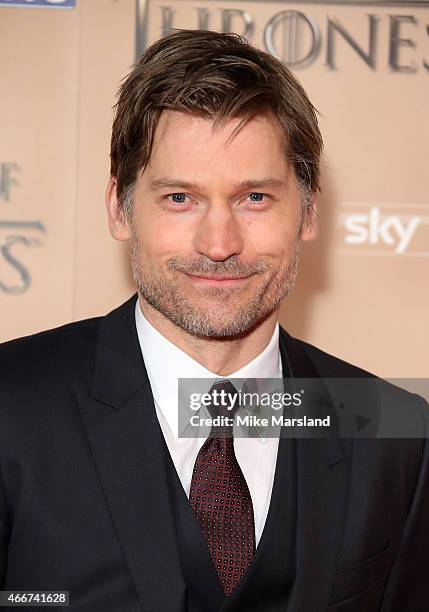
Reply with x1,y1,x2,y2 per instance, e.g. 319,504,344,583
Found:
152,109,284,147
140,110,288,179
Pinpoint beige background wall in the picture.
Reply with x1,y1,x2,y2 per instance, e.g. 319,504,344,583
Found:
1,0,428,377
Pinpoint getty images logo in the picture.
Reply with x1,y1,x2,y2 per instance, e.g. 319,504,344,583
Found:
339,203,429,257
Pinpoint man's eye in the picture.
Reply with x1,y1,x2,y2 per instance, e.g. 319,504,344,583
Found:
168,193,189,204
248,193,267,203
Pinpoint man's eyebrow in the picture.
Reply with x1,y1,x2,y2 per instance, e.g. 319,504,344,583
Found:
149,177,287,191
231,178,287,190
150,177,201,190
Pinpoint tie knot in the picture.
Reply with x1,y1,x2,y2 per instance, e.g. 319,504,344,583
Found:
206,380,240,436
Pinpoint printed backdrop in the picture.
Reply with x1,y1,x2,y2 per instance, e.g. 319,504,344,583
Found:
1,0,428,376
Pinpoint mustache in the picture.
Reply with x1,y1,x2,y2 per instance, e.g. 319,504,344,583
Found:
167,256,271,278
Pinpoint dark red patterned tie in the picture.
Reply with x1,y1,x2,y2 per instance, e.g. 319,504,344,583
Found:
189,380,256,596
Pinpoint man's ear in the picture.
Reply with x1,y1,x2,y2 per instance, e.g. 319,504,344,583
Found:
299,193,319,242
105,177,131,241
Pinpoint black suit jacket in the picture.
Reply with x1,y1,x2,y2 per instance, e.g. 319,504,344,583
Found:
0,292,428,611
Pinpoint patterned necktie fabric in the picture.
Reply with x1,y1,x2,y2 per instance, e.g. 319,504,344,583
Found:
189,379,256,596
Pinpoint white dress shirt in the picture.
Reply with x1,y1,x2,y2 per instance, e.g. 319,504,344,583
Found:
134,297,283,547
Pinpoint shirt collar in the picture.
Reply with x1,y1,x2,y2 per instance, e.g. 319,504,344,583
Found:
134,296,283,441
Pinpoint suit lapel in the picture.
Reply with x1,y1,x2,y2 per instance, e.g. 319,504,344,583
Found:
76,293,186,612
279,329,350,611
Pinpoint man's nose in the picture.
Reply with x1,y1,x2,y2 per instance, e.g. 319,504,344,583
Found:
192,203,244,261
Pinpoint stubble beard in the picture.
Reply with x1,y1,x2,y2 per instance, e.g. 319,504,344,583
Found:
128,223,300,338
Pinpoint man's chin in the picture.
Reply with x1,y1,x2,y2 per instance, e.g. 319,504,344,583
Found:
168,303,266,338
182,283,250,302
176,320,256,339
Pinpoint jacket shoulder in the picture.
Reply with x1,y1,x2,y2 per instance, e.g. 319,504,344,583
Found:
0,315,102,387
286,332,429,436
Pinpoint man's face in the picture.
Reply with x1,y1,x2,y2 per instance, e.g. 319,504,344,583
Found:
116,111,316,337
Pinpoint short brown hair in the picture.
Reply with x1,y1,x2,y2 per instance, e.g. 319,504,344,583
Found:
110,29,323,219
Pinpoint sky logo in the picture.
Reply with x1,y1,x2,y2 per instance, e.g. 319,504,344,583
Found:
339,203,429,257
0,0,75,8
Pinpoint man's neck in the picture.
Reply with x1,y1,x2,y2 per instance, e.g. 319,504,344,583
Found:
137,295,279,376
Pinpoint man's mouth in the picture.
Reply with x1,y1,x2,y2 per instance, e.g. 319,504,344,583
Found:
184,272,253,287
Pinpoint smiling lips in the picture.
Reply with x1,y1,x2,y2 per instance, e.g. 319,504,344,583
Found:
185,273,252,287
